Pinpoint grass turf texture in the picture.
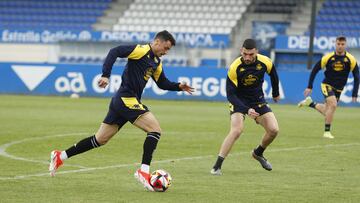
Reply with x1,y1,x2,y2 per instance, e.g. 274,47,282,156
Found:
0,95,359,202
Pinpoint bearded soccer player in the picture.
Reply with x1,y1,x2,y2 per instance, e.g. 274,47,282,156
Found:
298,36,359,139
49,30,194,191
211,39,280,175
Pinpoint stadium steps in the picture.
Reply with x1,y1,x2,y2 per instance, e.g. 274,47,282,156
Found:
286,0,324,35
92,0,134,31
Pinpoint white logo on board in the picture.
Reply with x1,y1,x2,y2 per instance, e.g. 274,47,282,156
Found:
11,65,55,91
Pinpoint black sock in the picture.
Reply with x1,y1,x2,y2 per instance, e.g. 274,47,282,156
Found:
325,124,331,132
309,102,317,109
65,135,101,158
142,132,160,165
213,156,225,170
254,145,265,156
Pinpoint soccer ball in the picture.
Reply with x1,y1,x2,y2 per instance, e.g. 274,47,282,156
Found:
150,169,172,192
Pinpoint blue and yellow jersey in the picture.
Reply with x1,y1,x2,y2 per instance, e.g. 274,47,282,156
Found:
308,51,359,97
102,44,180,100
226,54,279,113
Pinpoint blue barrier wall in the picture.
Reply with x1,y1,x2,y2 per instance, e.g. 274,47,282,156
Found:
1,63,359,106
275,35,360,51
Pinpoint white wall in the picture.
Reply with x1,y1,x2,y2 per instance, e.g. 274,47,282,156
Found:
0,43,59,63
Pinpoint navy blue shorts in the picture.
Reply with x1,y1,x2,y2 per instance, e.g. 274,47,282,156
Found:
321,83,341,101
229,102,272,116
103,97,149,128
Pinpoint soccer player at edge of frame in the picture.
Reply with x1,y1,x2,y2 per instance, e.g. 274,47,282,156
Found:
298,36,359,139
211,38,280,175
49,30,194,191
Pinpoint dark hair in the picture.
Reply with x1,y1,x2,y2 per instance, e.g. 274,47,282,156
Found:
155,30,176,46
336,36,346,41
242,38,257,49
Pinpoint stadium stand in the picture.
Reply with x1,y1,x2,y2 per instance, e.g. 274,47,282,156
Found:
305,0,360,37
252,0,299,14
113,0,251,34
0,0,112,30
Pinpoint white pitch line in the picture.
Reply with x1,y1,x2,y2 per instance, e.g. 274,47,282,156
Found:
0,132,90,169
0,142,359,181
0,131,215,167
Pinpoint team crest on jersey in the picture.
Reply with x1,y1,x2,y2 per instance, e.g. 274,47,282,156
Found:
154,57,158,63
239,68,245,72
144,67,154,81
256,64,262,70
343,57,348,63
241,74,258,86
331,57,335,61
333,61,344,71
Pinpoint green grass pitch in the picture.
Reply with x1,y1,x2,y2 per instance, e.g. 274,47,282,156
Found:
0,95,359,202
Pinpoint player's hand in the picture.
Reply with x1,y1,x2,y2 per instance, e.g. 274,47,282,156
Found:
303,88,312,97
273,95,280,103
247,108,260,119
98,77,109,88
179,82,195,94
352,97,357,102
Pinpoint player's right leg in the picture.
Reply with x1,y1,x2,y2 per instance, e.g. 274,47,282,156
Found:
211,112,244,175
49,123,119,176
133,112,162,191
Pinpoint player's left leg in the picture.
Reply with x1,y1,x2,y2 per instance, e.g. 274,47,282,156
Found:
133,112,162,191
49,123,120,176
211,112,245,175
253,112,279,171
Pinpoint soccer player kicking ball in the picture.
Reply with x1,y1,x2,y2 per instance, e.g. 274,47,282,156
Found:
211,39,280,175
298,36,359,139
49,30,194,191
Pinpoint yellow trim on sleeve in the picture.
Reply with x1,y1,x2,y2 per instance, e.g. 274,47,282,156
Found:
346,52,357,71
127,44,150,60
320,52,335,69
257,54,273,74
227,57,241,87
153,62,163,82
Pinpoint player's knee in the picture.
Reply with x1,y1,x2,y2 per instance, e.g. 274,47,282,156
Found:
268,126,279,137
230,128,243,139
327,102,337,110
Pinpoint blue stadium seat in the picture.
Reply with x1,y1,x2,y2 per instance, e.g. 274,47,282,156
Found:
0,0,110,31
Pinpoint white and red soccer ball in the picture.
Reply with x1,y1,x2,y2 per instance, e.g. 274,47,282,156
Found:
150,169,172,192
